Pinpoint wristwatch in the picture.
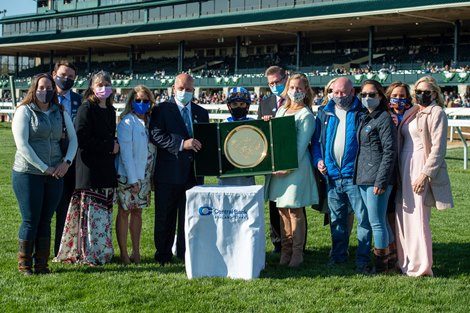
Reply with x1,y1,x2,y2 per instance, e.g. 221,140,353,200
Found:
65,159,72,165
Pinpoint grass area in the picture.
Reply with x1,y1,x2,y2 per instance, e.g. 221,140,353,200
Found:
0,122,469,313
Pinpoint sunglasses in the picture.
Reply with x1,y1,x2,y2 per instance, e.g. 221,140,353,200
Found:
360,92,377,98
415,90,433,96
134,99,150,104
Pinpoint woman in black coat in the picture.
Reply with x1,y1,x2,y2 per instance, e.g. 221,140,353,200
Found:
353,79,397,273
55,71,119,265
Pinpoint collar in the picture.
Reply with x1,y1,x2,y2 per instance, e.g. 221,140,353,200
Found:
174,98,191,113
58,90,71,100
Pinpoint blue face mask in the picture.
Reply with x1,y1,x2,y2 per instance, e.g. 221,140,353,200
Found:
175,90,193,104
132,100,150,115
389,98,407,111
270,84,285,97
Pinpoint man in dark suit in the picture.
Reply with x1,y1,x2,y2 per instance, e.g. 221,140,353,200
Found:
149,73,209,265
52,60,82,256
257,65,288,253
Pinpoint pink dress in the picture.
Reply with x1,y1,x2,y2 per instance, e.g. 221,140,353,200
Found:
396,116,433,276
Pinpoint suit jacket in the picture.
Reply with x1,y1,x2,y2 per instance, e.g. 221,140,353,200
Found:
74,101,118,189
149,98,209,185
257,94,279,119
397,104,453,210
70,90,82,121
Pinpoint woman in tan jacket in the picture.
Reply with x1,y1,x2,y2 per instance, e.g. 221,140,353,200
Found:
396,76,454,277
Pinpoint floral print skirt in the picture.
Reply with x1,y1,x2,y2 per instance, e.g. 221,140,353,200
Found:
54,188,114,265
116,145,155,211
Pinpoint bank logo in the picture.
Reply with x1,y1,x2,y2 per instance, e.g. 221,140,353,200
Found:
198,206,213,216
198,205,248,222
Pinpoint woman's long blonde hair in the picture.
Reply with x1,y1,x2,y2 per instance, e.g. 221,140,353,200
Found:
282,73,315,110
321,77,337,106
120,85,156,119
413,76,445,108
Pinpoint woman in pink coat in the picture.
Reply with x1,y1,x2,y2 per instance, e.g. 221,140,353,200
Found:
396,76,454,277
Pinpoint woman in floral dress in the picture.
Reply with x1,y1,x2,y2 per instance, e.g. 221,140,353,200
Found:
115,85,156,264
55,71,118,265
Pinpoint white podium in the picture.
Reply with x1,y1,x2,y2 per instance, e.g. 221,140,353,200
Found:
185,185,266,280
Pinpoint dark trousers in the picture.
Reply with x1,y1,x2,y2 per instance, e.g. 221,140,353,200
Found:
54,165,75,255
269,201,281,248
154,182,194,263
12,171,63,241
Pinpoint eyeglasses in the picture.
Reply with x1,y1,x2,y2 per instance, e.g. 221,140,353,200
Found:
134,99,150,104
268,76,286,87
415,90,433,96
360,92,377,98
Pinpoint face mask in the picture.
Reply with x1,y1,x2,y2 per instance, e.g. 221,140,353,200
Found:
229,107,248,119
287,90,306,103
175,90,193,104
270,84,285,97
333,94,353,109
55,76,75,91
95,86,113,100
361,97,380,110
389,98,407,111
36,90,55,104
132,100,150,115
416,93,433,107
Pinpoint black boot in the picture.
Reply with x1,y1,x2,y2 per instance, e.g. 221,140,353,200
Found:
33,237,51,274
18,240,34,276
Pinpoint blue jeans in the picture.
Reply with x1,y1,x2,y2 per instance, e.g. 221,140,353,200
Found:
359,185,392,249
12,171,63,241
328,178,372,266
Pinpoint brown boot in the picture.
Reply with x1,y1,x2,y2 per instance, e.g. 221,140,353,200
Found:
374,247,389,274
288,209,306,268
278,208,292,265
33,237,51,274
388,242,398,270
18,240,34,275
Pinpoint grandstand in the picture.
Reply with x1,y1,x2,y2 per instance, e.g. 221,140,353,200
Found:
0,0,469,100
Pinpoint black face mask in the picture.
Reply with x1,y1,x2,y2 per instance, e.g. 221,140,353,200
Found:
55,76,75,91
416,93,433,107
229,107,248,119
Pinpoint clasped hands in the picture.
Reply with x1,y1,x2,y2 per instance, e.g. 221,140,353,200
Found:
45,161,70,179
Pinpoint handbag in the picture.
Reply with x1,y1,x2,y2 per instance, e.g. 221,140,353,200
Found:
311,167,328,213
59,110,69,156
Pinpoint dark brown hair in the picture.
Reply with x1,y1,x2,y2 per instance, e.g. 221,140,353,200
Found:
360,79,388,111
53,60,77,75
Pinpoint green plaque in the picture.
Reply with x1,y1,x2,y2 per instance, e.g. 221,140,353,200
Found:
193,116,298,177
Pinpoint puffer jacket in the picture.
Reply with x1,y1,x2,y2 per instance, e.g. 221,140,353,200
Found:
353,108,397,189
311,96,365,180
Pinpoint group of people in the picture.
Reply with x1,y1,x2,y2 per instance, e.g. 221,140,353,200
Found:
11,60,453,278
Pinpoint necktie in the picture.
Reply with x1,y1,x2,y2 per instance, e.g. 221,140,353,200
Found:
182,106,193,137
277,97,283,108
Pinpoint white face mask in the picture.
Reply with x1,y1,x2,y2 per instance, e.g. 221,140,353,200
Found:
175,90,193,104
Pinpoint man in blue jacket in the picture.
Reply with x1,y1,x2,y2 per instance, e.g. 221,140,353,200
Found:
311,77,372,273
